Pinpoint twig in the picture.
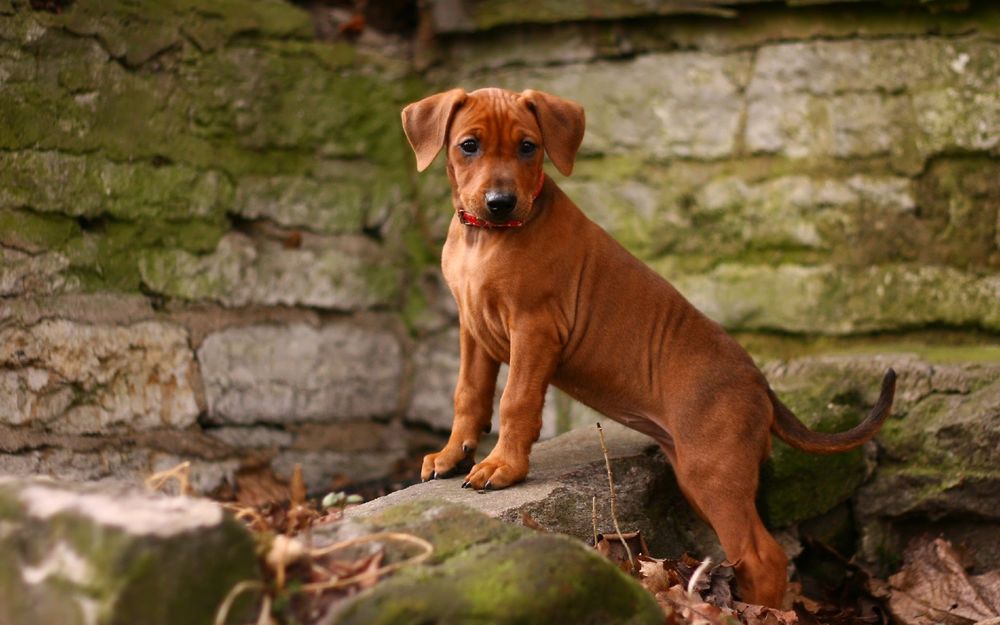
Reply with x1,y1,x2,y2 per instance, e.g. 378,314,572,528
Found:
591,495,598,547
596,422,635,571
145,461,192,495
302,532,434,592
687,556,712,596
214,580,265,625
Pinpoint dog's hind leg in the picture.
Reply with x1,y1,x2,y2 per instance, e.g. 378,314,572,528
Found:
667,393,789,607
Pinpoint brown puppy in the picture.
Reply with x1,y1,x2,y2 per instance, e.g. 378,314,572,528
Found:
401,87,895,607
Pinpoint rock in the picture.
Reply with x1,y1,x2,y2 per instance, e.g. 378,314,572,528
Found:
320,500,663,625
198,321,404,424
349,421,719,558
139,232,402,311
0,319,200,433
671,263,1000,334
0,247,74,297
760,352,1000,571
488,51,752,159
0,150,232,220
0,477,260,625
233,161,408,237
745,38,1000,166
859,363,1000,569
407,328,465,431
409,327,617,438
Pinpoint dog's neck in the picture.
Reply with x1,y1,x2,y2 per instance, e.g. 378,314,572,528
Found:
455,170,546,229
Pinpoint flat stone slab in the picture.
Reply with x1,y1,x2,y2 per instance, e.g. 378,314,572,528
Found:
348,421,721,558
0,477,260,625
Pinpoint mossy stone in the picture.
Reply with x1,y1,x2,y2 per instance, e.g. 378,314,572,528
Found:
333,529,662,625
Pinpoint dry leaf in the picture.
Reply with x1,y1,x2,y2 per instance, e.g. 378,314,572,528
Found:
594,530,649,573
888,537,1000,625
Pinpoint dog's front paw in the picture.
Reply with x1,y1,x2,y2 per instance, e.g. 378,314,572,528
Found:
421,445,475,482
462,453,528,490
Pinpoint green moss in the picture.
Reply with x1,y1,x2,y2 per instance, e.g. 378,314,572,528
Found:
361,501,529,564
333,533,662,625
758,385,871,528
63,217,228,292
0,208,79,252
735,331,1000,364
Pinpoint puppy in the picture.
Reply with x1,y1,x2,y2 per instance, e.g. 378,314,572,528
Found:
401,87,895,607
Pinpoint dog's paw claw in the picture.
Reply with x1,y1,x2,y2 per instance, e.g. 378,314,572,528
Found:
484,480,493,490
461,480,470,488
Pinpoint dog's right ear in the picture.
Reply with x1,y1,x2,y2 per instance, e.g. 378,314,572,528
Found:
401,89,467,172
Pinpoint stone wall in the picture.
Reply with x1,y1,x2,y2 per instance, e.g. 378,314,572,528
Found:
2,0,999,499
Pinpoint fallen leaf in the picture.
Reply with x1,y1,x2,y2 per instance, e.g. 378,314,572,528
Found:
594,530,648,574
888,537,1000,625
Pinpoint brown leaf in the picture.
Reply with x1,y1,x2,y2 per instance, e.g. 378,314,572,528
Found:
594,530,648,574
520,511,547,532
888,537,1000,625
639,555,676,594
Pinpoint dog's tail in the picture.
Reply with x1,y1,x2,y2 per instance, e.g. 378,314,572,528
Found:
769,368,896,454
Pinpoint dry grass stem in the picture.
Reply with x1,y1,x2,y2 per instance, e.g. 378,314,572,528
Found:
145,461,192,495
591,495,598,546
214,580,266,625
301,532,434,592
596,422,635,571
687,557,712,595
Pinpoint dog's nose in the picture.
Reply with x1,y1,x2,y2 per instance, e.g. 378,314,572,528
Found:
485,191,517,217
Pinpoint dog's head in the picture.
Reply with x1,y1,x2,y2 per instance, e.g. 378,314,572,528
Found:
401,88,585,225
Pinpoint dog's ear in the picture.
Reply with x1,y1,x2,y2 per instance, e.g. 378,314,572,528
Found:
401,89,467,172
520,89,586,176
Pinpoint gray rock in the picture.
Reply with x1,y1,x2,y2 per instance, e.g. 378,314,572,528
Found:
0,319,200,432
233,161,406,236
745,37,1000,165
0,247,74,297
407,327,600,438
487,51,752,159
348,421,720,558
760,353,1000,571
321,500,663,625
0,477,260,625
671,263,1000,334
198,321,404,424
139,232,402,311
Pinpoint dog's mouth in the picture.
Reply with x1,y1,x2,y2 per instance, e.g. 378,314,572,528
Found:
458,207,524,228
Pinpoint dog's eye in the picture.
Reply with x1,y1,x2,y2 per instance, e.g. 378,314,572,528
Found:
519,140,537,156
459,139,479,155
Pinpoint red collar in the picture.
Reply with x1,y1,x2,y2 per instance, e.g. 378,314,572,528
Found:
457,170,545,229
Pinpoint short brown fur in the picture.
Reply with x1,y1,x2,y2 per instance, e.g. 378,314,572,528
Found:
401,87,896,608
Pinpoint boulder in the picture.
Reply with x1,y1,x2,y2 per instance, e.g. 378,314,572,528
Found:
320,500,663,625
0,477,260,625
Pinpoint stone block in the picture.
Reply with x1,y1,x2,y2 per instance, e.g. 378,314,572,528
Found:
198,322,403,424
0,477,260,625
139,232,402,310
488,51,751,159
671,263,1000,334
0,319,200,433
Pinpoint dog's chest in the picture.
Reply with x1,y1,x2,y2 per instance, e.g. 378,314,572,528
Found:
441,233,526,362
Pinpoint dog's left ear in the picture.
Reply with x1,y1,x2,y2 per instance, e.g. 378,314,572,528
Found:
520,90,585,176
401,89,467,172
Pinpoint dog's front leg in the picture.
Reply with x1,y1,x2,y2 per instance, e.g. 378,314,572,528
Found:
462,328,560,490
421,326,500,481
